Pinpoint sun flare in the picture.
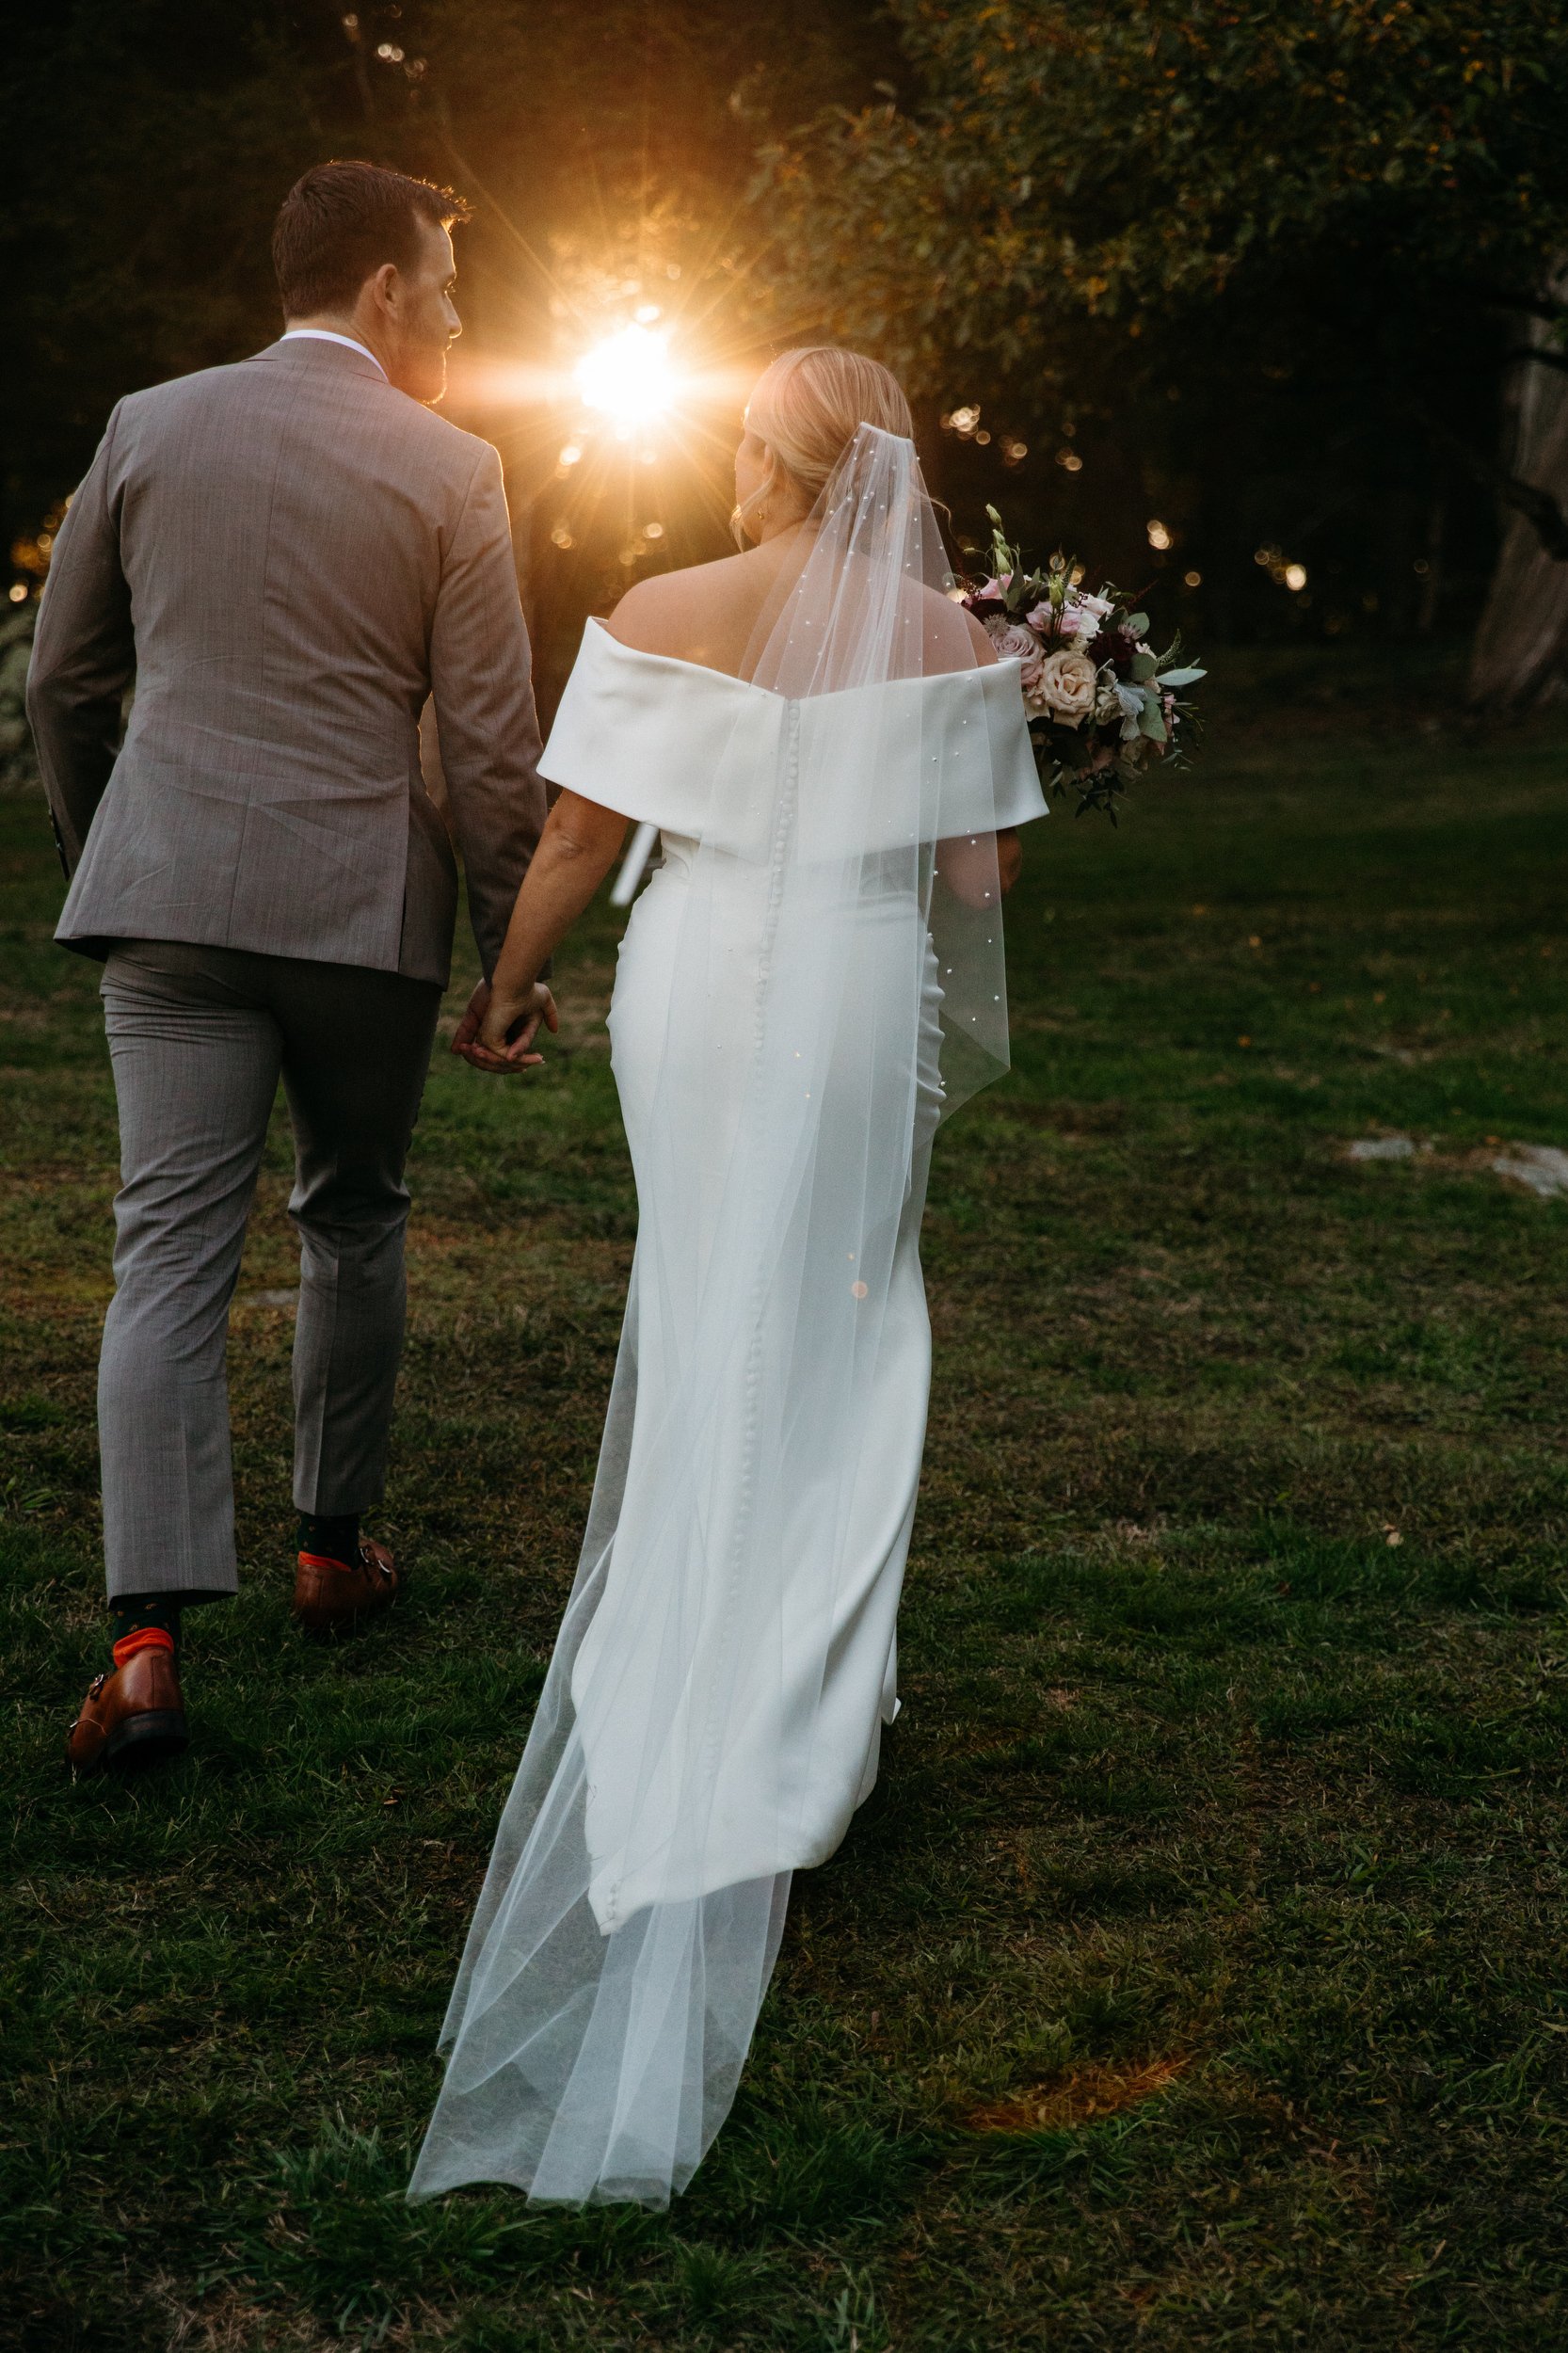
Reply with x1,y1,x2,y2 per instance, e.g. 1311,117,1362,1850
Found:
574,323,678,429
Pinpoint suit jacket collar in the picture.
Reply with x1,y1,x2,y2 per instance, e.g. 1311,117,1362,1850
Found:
252,335,391,386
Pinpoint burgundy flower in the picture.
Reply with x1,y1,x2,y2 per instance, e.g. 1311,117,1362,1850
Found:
1086,626,1138,678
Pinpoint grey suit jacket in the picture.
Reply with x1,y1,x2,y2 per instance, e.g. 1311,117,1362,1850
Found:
25,336,546,985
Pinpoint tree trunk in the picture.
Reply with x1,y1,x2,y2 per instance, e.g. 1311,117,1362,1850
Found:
1469,278,1568,710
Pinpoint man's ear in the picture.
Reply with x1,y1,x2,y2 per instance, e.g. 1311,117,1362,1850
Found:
369,260,400,316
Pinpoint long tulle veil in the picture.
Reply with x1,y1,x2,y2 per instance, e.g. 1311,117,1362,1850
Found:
408,425,1017,2206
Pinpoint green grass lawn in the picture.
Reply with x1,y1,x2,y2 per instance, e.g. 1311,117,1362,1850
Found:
3,659,1566,2351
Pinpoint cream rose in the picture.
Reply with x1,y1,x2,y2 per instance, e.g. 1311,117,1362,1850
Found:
1032,648,1098,728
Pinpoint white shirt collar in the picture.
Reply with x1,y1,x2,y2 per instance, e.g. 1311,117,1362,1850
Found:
280,328,388,382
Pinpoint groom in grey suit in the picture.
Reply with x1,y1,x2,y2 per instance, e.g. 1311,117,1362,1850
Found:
26,161,546,1773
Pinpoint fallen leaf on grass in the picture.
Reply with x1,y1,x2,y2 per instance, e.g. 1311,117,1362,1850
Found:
964,2055,1188,2135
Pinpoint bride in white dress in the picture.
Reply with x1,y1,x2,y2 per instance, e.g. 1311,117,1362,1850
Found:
408,348,1048,2207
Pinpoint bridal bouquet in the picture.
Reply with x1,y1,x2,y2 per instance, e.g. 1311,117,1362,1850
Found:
961,506,1206,820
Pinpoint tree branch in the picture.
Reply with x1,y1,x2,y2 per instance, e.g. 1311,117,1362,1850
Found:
1502,344,1568,376
1477,289,1568,327
1414,403,1568,563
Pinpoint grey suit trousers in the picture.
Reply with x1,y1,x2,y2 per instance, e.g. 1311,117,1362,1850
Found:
98,941,441,1601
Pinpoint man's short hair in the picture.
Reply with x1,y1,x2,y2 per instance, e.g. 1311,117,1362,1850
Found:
272,160,472,318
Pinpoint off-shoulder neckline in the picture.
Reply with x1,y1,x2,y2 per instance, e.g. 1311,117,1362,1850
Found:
585,616,765,694
584,616,1004,706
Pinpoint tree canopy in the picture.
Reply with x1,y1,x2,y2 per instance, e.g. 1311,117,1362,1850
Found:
753,2,1568,636
8,3,1568,654
1,1,876,552
760,1,1568,372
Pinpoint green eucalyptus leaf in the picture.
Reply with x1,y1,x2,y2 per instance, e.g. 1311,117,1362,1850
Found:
1124,611,1149,636
1138,701,1167,742
1130,650,1158,681
1158,665,1207,687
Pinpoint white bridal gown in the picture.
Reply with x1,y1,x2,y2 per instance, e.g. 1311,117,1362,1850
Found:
411,427,1048,2209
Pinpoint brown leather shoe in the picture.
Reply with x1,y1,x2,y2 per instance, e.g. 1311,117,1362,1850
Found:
293,1537,400,1635
68,1643,188,1775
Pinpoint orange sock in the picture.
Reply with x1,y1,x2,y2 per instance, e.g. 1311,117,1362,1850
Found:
112,1625,177,1669
108,1595,182,1671
297,1512,360,1566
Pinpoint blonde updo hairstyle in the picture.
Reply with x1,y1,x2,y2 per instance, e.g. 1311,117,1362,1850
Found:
732,346,915,549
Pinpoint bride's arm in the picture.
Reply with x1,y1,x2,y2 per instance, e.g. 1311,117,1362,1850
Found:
933,609,1024,906
937,826,1022,908
455,790,629,1071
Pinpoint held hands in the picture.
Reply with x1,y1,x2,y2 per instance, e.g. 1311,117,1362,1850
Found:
451,976,559,1074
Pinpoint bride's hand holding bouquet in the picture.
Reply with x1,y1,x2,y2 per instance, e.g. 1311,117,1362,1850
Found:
963,506,1208,823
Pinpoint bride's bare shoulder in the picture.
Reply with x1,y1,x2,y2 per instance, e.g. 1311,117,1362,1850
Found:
602,552,758,663
915,582,997,670
599,553,997,677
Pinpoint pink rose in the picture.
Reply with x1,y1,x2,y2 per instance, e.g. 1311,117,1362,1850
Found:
1028,598,1100,644
984,617,1039,667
